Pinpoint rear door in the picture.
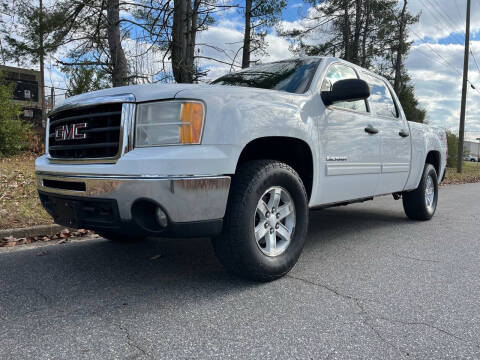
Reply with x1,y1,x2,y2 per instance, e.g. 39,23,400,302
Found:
360,73,411,195
318,63,382,204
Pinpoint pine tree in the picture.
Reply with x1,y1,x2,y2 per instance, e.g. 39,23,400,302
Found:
3,0,130,88
279,0,426,122
241,0,287,68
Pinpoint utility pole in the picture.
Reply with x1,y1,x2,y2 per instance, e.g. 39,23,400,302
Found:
39,0,46,126
457,0,471,173
50,86,55,110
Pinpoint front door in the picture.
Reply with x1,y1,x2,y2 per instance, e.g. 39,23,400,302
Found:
318,63,382,205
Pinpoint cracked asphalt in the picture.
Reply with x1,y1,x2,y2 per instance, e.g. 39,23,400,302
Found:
1,183,479,359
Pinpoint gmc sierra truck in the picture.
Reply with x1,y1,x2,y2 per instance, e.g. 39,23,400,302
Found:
36,57,447,281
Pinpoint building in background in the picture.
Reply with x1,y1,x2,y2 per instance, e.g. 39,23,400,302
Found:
0,65,44,127
464,140,480,157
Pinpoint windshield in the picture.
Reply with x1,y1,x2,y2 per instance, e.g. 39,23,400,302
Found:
211,59,320,94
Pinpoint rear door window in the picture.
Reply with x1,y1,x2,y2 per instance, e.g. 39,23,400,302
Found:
361,74,398,118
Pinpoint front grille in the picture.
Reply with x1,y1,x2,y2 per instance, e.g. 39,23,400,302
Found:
48,103,122,159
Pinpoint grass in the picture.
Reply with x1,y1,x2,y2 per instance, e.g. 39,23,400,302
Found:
0,152,479,230
0,153,53,230
443,161,480,185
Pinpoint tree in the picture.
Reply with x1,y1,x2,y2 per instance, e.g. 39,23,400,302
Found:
393,0,408,94
279,0,400,65
107,0,128,86
0,76,31,156
3,0,131,88
241,0,287,68
135,0,231,83
1,0,59,120
280,0,426,122
446,130,459,168
171,0,200,83
64,65,108,96
397,81,426,123
50,0,130,87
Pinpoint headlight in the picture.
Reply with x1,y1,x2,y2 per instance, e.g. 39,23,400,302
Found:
135,101,204,147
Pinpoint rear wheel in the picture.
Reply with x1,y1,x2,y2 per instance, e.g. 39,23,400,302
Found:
402,163,438,221
212,160,309,282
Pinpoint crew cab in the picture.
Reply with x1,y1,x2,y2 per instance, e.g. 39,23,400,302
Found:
36,57,447,281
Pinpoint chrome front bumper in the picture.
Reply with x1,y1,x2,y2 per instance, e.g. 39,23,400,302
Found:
36,172,231,223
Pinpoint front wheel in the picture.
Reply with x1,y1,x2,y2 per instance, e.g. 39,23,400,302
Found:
212,160,309,282
402,163,438,221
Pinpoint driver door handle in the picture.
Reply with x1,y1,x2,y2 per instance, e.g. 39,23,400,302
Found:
399,129,410,138
365,125,379,135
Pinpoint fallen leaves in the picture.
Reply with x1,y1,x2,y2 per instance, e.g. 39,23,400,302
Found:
1,228,96,248
442,166,480,186
0,153,53,229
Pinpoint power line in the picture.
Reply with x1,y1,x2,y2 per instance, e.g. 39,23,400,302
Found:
453,0,465,24
471,48,480,74
423,0,462,33
43,85,68,91
410,28,463,75
421,0,465,44
410,28,480,95
412,46,479,96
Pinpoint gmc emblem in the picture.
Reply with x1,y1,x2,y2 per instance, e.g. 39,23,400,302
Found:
55,123,88,141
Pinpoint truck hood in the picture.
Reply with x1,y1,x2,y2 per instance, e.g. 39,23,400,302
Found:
55,83,210,110
54,83,299,112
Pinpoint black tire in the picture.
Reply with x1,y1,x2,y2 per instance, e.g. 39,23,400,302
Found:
212,160,309,282
97,231,145,242
402,163,438,221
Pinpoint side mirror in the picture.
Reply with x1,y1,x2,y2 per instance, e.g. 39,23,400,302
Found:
321,79,370,106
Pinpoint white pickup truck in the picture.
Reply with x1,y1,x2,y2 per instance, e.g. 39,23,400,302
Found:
36,57,447,281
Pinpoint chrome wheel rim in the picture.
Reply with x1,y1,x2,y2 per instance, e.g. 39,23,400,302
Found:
254,186,296,257
425,175,435,211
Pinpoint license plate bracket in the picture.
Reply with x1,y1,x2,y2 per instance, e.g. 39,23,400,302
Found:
52,198,78,227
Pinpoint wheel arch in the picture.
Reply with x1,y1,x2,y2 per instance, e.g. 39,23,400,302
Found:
235,137,315,200
425,150,441,176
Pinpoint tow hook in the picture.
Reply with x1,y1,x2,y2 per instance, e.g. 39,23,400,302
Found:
393,193,402,200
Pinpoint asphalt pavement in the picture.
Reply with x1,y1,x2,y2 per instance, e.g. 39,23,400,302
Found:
1,183,479,359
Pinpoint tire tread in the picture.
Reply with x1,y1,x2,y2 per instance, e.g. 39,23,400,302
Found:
213,160,307,281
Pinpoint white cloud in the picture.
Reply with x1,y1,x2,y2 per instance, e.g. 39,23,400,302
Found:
408,0,480,42
406,40,480,138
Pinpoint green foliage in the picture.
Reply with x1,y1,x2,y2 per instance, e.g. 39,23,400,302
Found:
397,84,426,123
0,80,31,157
446,130,458,168
281,0,426,123
246,0,287,57
64,66,109,96
283,0,404,66
1,0,66,65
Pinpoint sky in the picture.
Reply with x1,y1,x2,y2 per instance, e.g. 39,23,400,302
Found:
36,0,480,140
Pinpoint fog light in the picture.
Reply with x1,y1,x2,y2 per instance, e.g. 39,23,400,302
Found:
155,208,168,228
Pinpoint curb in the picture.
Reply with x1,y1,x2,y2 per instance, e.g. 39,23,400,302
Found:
0,224,72,239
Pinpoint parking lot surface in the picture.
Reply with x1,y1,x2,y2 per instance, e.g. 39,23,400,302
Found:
1,183,479,359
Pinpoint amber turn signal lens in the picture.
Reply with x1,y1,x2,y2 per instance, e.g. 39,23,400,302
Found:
180,102,204,144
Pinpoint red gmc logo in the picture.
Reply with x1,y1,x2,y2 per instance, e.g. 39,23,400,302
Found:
55,123,88,141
